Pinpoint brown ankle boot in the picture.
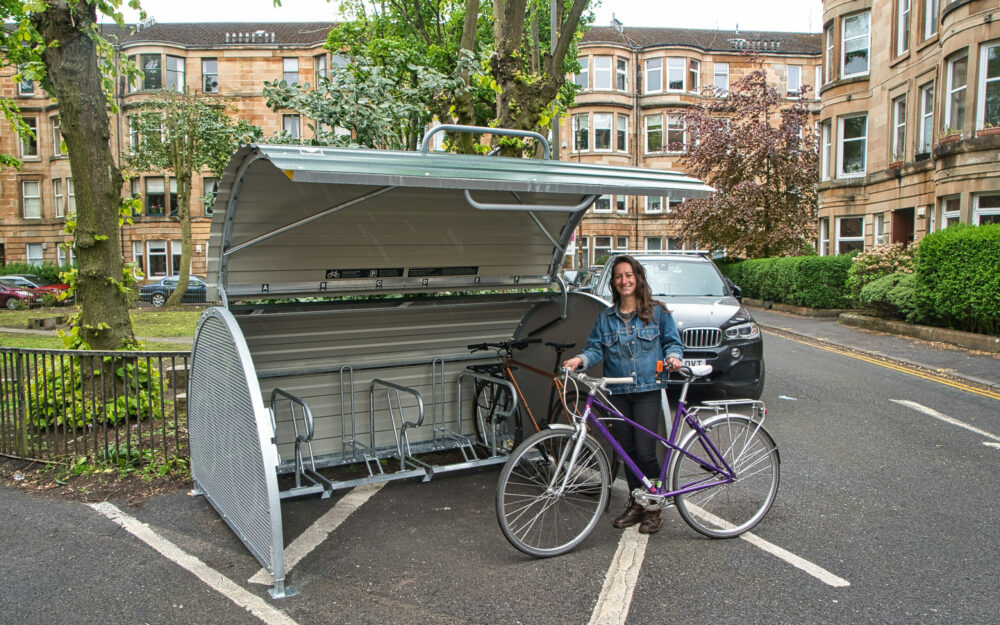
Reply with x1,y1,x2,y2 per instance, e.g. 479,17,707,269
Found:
638,509,662,534
612,498,646,529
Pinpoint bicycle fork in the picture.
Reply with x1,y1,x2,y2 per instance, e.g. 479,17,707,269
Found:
545,422,590,496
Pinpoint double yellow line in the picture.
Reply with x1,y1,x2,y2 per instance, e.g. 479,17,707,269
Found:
766,329,1000,401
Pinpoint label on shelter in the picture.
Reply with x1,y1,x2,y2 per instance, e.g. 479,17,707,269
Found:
326,268,404,279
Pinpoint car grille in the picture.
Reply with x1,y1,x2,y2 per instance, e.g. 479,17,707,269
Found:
682,327,722,348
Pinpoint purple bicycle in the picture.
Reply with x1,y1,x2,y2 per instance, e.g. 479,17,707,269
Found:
496,366,780,557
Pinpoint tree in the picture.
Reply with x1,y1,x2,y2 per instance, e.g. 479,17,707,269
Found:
676,62,819,259
124,93,262,305
2,0,144,349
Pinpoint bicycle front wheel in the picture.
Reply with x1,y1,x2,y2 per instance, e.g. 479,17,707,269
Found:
496,428,610,557
670,414,779,539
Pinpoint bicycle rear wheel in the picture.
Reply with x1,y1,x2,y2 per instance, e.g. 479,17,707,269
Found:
473,382,517,453
496,428,610,557
670,414,779,539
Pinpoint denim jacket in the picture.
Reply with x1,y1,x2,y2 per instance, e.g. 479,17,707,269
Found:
577,305,684,394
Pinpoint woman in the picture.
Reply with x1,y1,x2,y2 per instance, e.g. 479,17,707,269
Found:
562,255,683,535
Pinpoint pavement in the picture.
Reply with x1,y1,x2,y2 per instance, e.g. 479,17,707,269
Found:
749,306,1000,391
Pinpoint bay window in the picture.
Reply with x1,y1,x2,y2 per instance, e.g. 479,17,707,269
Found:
842,13,871,78
838,114,867,177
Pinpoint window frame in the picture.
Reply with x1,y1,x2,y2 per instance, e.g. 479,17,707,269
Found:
645,196,663,213
141,53,162,90
594,112,613,151
574,56,589,91
818,218,830,256
616,58,628,91
820,119,832,181
594,235,613,261
666,57,685,92
147,240,169,278
20,116,38,158
17,64,34,96
202,58,219,94
203,177,218,216
644,58,662,94
976,41,1000,131
835,216,866,254
572,112,590,152
665,113,686,153
824,23,835,84
282,114,301,140
713,62,729,95
937,195,960,230
593,56,613,91
874,213,887,246
945,52,968,132
315,53,328,80
645,236,663,251
593,195,612,213
52,178,64,218
787,65,802,98
66,178,75,214
919,82,935,153
165,55,185,92
689,59,700,93
838,113,868,178
896,0,911,57
644,114,663,153
616,113,629,152
26,243,43,266
923,0,939,40
841,12,871,79
282,57,299,84
892,94,907,161
21,179,42,219
973,194,1000,225
615,196,627,214
50,115,65,156
146,177,166,216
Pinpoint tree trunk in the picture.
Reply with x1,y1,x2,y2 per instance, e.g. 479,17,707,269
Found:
33,1,136,349
165,173,192,307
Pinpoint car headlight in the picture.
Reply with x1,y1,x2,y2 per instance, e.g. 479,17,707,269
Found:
724,321,760,340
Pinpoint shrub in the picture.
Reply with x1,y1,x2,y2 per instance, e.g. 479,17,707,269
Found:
859,272,921,322
718,255,853,309
0,262,70,284
845,243,916,297
914,224,1000,335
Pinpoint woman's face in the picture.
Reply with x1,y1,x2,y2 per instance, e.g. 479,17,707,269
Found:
612,261,637,299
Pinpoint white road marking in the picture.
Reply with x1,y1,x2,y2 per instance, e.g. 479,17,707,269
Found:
890,399,1000,442
588,527,649,625
249,482,386,585
89,502,299,625
985,442,1000,450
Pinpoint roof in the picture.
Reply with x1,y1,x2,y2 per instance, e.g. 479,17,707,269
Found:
582,26,821,55
101,22,335,47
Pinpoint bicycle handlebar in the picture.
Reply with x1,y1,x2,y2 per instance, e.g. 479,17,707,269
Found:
467,338,542,353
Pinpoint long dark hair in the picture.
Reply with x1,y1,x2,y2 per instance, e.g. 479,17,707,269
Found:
609,255,665,324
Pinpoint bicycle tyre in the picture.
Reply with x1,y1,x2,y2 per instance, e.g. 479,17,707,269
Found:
473,381,517,452
670,414,779,539
496,428,610,557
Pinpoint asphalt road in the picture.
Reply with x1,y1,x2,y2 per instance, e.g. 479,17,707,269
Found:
2,330,998,625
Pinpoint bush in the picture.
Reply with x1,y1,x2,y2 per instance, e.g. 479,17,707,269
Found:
846,244,916,297
0,262,71,284
913,224,1000,335
718,255,853,309
859,272,921,322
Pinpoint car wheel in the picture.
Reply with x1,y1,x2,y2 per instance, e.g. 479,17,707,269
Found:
150,293,166,307
5,298,17,310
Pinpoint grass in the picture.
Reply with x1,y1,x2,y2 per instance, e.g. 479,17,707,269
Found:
0,305,201,350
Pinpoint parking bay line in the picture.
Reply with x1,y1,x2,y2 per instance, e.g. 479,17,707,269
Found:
89,502,300,625
890,399,1000,448
249,482,386,585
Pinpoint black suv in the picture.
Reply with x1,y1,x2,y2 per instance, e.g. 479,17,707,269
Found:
593,252,765,398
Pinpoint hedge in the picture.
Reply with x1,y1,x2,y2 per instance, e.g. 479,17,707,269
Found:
0,262,70,284
913,224,1000,335
717,255,853,309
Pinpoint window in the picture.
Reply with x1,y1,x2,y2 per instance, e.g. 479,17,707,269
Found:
283,114,301,139
616,236,628,251
146,177,166,216
132,241,145,275
919,83,934,152
645,58,662,93
20,117,37,157
896,0,911,57
819,218,830,256
594,56,612,90
645,114,663,152
977,42,1000,130
283,58,299,83
616,58,627,91
50,115,65,156
18,64,33,96
166,55,184,92
892,95,907,161
594,196,611,213
26,243,43,265
945,53,967,131
22,180,41,219
838,114,867,177
52,179,64,218
616,114,628,152
171,240,184,274
315,54,328,79
203,177,218,216
594,236,613,261
141,54,162,90
666,114,685,152
923,0,938,40
66,178,75,214
974,194,1000,225
820,120,832,181
938,196,960,229
168,178,178,216
202,58,218,93
57,243,74,268
666,58,684,91
689,60,700,93
836,216,865,254
646,196,663,213
148,241,168,277
615,196,626,213
787,65,802,98
824,24,834,84
874,213,886,245
594,113,612,150
572,113,589,151
714,62,729,95
842,12,871,78
576,236,590,266
667,237,686,251
574,57,589,90
814,65,822,96
645,237,663,251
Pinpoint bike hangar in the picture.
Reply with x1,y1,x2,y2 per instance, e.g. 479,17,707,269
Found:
188,127,713,598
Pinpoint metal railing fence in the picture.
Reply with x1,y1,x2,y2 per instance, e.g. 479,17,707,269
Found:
0,347,190,466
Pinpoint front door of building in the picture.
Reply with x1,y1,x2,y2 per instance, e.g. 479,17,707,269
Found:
892,207,915,246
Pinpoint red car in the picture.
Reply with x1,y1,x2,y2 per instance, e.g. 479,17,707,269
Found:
0,274,73,305
0,280,45,309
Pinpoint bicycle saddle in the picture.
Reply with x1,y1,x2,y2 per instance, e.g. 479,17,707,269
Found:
545,341,576,350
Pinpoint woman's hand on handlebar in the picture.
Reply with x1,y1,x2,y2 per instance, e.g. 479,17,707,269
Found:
562,356,583,371
665,356,683,372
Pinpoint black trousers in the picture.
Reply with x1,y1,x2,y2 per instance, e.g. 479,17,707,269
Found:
609,390,663,493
